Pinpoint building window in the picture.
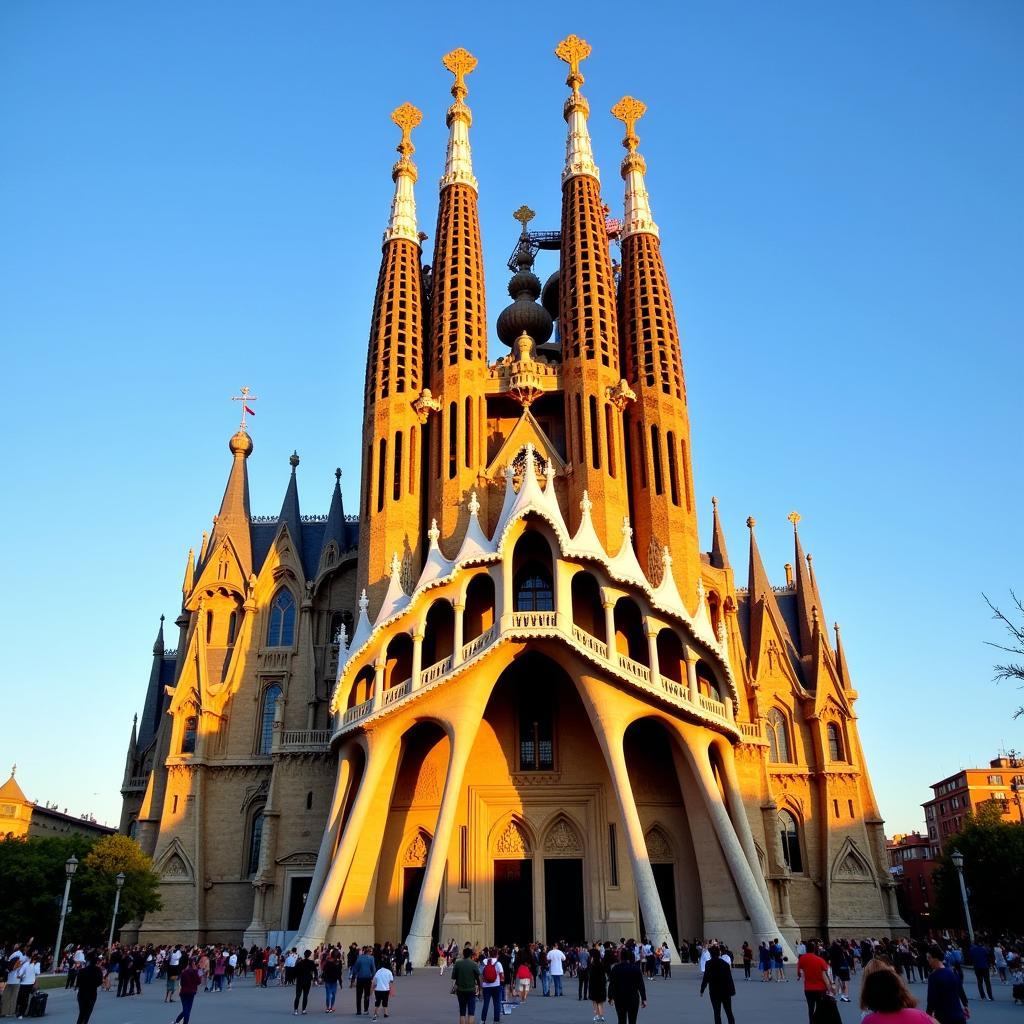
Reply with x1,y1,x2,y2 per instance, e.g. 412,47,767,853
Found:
247,809,265,877
608,823,619,887
227,611,238,646
515,572,553,612
267,590,296,647
766,709,791,764
778,810,803,872
305,790,313,810
988,774,1004,785
181,715,198,754
827,723,844,761
259,684,282,754
519,703,554,771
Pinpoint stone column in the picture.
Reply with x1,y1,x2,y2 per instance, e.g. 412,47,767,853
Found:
684,644,699,703
452,601,465,666
645,623,661,688
602,600,616,655
410,632,424,691
372,657,385,712
716,741,773,907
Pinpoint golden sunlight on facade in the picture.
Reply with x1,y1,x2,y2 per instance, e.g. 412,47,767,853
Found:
119,37,904,957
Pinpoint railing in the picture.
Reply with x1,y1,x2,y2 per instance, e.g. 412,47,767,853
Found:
617,653,651,684
699,693,726,715
123,775,148,792
739,721,763,740
658,676,688,701
382,678,412,707
509,610,558,630
342,699,373,725
278,729,331,751
571,624,609,660
462,625,497,661
420,656,453,686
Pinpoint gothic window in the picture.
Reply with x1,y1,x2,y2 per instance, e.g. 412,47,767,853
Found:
778,810,803,872
259,684,282,755
827,722,844,762
247,808,265,877
515,572,553,612
766,709,791,764
181,715,198,755
227,611,238,646
267,590,296,647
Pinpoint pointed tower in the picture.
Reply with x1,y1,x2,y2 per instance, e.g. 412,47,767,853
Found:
207,428,253,576
554,36,631,546
426,49,489,548
277,451,303,546
789,511,817,660
358,104,428,614
322,468,349,557
612,95,701,601
137,615,168,749
710,496,730,570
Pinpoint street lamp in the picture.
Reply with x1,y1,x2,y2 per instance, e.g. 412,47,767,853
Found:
950,848,975,944
53,854,78,970
108,872,126,949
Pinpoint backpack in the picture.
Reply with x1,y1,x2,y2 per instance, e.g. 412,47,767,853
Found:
482,960,498,984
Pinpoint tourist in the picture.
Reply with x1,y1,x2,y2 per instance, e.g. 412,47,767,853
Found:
292,949,317,1016
347,944,359,988
514,959,532,1005
659,943,671,979
371,959,394,1021
577,945,590,999
165,956,179,1003
451,946,482,1024
546,942,566,996
772,937,787,982
796,940,833,1024
860,966,931,1022
75,956,105,1024
828,940,851,1002
322,950,341,1013
3,946,25,1018
967,939,993,1001
757,941,771,981
173,957,202,1024
740,942,752,980
354,945,376,1015
479,947,503,1022
925,946,969,1024
607,949,646,1024
587,946,608,1023
699,945,735,1024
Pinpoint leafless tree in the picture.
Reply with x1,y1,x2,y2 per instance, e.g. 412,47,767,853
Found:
985,590,1024,719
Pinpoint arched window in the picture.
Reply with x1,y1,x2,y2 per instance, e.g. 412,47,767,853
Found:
513,531,554,613
515,572,553,612
766,709,790,764
259,684,282,754
267,590,296,647
247,808,265,877
827,722,844,762
778,810,803,872
519,686,554,771
227,611,238,646
181,715,198,754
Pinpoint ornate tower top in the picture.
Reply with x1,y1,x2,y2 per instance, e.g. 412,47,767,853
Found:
555,34,598,182
384,103,423,245
440,48,478,192
611,95,658,239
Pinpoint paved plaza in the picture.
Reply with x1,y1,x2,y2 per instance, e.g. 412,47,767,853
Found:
36,967,1023,1024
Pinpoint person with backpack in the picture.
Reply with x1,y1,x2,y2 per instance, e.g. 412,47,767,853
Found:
480,948,503,1023
451,946,482,1024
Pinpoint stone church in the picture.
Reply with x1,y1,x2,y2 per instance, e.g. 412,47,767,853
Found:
120,37,904,958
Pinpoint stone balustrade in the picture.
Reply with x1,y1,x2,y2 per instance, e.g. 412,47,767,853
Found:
276,728,332,753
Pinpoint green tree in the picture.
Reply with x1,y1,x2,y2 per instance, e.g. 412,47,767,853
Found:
933,802,1024,934
77,834,162,943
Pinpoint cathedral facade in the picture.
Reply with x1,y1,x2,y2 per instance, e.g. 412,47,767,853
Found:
120,38,904,958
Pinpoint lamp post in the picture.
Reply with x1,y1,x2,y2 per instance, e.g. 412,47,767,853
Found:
108,872,126,949
950,848,975,944
53,854,78,970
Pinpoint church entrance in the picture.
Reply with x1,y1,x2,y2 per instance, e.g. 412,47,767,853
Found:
401,867,440,947
543,858,584,944
494,859,533,947
286,876,312,931
651,862,678,943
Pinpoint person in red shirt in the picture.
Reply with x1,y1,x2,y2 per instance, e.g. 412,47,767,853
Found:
797,941,834,1024
173,958,202,1024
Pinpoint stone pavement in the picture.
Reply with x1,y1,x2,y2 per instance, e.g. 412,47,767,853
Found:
35,966,1022,1024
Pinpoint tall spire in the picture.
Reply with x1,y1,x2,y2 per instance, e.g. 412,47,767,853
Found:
555,34,598,182
439,48,477,191
746,517,773,603
152,613,165,655
322,467,348,557
182,547,195,597
277,450,302,544
384,103,422,245
208,427,253,576
139,614,167,749
710,496,730,570
610,96,658,238
834,622,853,690
427,48,489,549
789,511,816,658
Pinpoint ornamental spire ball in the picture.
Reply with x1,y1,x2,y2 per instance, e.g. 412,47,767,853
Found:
496,207,553,347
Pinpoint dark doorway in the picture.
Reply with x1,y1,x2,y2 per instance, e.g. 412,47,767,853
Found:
494,859,533,947
287,876,312,931
544,859,585,945
652,862,679,943
401,867,440,947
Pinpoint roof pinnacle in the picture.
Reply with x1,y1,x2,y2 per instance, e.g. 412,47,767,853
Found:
440,48,478,192
384,103,423,245
555,35,599,183
612,95,658,239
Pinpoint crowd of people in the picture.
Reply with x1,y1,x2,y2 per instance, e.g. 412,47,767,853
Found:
1,930,1022,1024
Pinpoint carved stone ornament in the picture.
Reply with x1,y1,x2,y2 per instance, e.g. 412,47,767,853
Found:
163,853,188,877
645,827,672,862
415,764,440,802
403,832,430,867
495,820,529,855
544,818,582,856
607,379,636,410
647,536,666,588
411,388,442,423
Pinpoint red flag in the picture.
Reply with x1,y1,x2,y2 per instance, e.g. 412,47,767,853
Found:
244,405,256,416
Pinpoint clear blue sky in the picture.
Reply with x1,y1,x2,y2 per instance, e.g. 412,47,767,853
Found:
2,1,1021,836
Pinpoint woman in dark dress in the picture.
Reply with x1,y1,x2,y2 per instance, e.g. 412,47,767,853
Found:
76,956,105,1024
588,947,609,1023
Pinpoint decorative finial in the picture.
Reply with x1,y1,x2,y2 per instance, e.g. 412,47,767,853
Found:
611,95,646,154
385,103,423,243
806,553,813,566
513,205,535,237
391,102,422,159
834,621,841,638
711,496,718,512
787,511,802,530
555,34,592,93
580,490,593,517
621,515,633,541
335,467,342,481
389,552,401,578
10,763,15,778
696,577,706,602
467,490,481,518
358,588,369,615
746,516,756,530
428,518,440,545
160,614,165,623
289,450,300,470
231,385,258,431
337,621,348,649
662,544,673,568
442,47,477,100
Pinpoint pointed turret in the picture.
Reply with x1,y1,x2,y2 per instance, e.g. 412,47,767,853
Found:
428,48,489,548
208,428,253,576
322,468,349,558
834,622,853,690
746,517,774,605
555,36,631,549
138,615,168,750
612,95,700,600
710,497,730,570
789,512,816,659
182,547,195,598
277,451,302,546
358,104,428,615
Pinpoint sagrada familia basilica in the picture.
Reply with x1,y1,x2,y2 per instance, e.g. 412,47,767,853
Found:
119,37,904,959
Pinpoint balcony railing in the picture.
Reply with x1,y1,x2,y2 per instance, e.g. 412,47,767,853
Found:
509,610,558,630
420,656,452,686
122,775,148,793
382,678,412,707
739,721,764,741
277,729,332,753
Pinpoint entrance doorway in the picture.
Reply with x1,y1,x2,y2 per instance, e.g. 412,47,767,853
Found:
543,859,584,945
287,876,312,931
651,862,679,943
494,859,533,947
401,867,440,946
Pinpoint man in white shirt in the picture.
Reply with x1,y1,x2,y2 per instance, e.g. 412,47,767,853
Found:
227,951,238,990
479,948,504,1023
3,948,26,1018
371,963,394,1021
16,955,40,1018
546,945,566,997
284,949,299,986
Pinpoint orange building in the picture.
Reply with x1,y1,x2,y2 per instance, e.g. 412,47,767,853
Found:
923,756,1024,850
120,38,904,953
887,832,937,935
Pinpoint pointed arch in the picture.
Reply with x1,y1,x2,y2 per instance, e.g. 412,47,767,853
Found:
402,827,432,867
542,813,584,857
831,837,874,883
267,587,297,647
765,707,792,764
489,813,534,858
644,824,674,863
154,838,196,885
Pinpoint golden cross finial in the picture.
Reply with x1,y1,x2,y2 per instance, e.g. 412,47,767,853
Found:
611,95,647,153
787,510,802,530
555,34,591,90
513,205,535,236
231,385,258,430
442,48,477,99
391,102,423,157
